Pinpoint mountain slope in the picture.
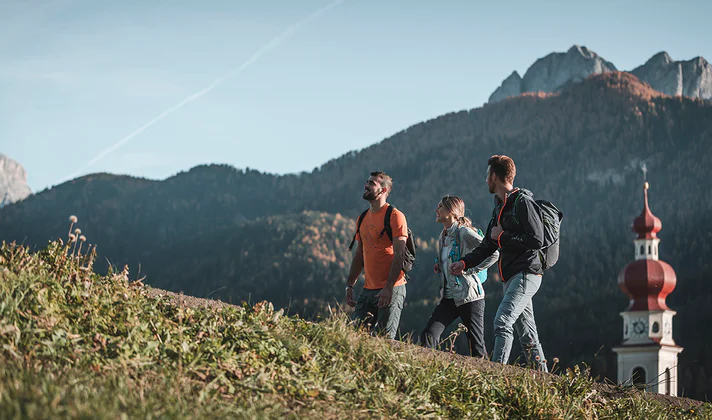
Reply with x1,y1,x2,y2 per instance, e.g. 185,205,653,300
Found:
2,72,712,399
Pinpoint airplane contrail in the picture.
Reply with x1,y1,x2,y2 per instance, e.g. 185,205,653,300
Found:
59,0,346,184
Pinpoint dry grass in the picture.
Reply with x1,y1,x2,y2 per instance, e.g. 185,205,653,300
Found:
0,219,709,419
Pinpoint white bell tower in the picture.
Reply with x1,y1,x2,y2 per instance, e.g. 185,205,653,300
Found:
613,179,682,396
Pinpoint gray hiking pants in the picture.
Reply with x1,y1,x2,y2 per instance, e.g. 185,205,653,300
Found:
353,285,406,339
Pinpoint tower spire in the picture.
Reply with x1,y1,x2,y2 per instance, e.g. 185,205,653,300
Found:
641,163,651,218
633,169,661,240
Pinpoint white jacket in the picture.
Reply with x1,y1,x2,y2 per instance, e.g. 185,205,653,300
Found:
436,223,499,306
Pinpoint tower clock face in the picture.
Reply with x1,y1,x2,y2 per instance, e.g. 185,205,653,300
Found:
632,318,648,336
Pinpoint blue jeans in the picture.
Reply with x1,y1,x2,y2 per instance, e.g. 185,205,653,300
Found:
492,272,547,371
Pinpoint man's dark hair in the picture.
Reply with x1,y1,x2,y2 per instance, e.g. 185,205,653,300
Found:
488,155,516,184
370,171,393,193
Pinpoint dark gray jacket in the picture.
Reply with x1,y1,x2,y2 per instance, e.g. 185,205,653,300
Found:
461,188,544,282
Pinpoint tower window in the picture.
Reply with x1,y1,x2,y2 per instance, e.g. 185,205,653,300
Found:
648,245,652,254
640,245,644,255
652,322,660,333
632,367,647,389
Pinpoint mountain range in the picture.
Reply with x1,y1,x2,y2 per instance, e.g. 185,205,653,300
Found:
488,45,712,103
2,70,712,399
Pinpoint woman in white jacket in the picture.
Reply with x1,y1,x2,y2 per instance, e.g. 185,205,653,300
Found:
421,195,499,358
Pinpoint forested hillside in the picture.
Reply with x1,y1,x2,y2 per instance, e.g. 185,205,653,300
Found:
2,72,711,399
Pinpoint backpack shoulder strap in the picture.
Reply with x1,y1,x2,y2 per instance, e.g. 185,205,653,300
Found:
348,209,369,250
511,192,527,225
381,205,394,242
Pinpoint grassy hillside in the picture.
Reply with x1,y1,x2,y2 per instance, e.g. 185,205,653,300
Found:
1,236,709,418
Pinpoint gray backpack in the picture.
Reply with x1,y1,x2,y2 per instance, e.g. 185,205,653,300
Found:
513,196,563,269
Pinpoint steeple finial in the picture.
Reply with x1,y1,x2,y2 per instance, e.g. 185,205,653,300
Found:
633,163,661,239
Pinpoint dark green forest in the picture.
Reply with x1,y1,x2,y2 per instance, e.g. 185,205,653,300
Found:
2,72,711,400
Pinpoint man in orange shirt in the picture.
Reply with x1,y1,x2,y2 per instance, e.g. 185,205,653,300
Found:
345,171,408,339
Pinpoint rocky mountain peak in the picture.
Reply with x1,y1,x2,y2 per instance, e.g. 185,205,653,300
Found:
0,154,32,207
693,56,709,67
489,47,712,103
645,51,674,66
568,44,596,59
488,45,617,103
631,52,712,99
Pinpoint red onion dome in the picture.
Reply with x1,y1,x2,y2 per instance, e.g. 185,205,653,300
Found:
618,259,677,311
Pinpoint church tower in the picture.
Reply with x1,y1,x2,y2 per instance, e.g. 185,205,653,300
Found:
613,180,682,395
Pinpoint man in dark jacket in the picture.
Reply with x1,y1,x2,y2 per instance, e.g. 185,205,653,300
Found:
449,155,548,371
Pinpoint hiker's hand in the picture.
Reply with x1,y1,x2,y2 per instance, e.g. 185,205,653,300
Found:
449,261,465,276
345,287,356,308
433,263,441,274
376,287,393,308
491,223,503,241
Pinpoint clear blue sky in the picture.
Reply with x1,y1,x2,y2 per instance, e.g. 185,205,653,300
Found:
2,0,710,192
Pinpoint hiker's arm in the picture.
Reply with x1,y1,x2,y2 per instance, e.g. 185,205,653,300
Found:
386,237,407,289
377,236,406,308
459,223,498,270
462,228,499,272
476,249,499,272
384,208,408,288
346,240,364,287
500,197,544,250
345,240,364,307
377,209,408,308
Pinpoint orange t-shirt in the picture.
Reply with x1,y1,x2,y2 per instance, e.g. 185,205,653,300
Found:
355,205,408,290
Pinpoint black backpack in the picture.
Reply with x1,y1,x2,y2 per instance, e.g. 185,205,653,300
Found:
348,205,417,273
513,195,563,269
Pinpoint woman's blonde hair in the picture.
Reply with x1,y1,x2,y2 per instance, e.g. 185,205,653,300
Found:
440,195,472,228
